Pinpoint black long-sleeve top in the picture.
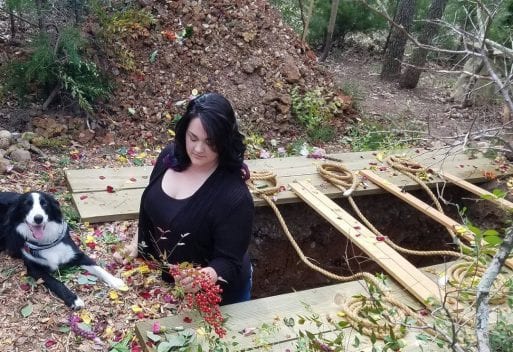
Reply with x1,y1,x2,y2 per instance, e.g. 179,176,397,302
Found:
137,144,254,304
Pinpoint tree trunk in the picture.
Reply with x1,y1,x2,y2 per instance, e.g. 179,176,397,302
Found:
476,226,513,352
35,0,44,31
399,0,449,88
380,0,416,81
383,0,401,54
319,0,340,62
301,0,315,43
9,10,16,39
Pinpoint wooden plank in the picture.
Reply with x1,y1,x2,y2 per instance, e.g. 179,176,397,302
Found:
359,169,513,270
136,281,361,351
66,148,511,223
441,172,513,210
65,166,153,192
135,262,461,351
71,189,144,223
289,180,441,305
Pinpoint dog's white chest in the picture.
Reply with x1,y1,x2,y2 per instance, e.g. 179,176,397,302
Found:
23,243,76,271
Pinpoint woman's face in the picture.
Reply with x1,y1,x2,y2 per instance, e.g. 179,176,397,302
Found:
185,117,219,169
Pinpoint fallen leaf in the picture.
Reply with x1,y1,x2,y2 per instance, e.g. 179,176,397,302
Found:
80,310,92,325
131,305,143,313
21,303,33,318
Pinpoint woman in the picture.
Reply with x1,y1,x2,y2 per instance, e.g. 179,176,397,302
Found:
116,93,254,305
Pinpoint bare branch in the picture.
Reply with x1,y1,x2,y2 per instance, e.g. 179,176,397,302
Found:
476,227,513,351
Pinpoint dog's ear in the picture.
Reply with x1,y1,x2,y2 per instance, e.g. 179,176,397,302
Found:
0,192,20,216
47,193,63,218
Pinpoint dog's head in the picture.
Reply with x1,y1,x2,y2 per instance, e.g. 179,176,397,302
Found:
10,192,64,243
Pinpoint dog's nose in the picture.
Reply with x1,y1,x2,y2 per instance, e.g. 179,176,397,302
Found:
34,215,44,224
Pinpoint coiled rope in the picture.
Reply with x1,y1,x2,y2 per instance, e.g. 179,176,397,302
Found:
317,161,467,260
445,261,509,305
246,170,423,339
383,156,509,306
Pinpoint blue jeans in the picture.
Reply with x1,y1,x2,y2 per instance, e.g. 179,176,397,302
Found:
225,265,253,304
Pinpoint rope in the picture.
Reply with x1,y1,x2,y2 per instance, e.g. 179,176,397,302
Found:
317,161,468,260
334,293,411,339
246,170,423,339
445,261,509,305
246,170,390,292
385,156,475,254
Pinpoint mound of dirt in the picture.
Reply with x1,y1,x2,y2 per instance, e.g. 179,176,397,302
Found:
91,0,352,144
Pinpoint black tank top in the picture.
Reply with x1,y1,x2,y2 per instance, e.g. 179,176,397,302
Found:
144,172,190,234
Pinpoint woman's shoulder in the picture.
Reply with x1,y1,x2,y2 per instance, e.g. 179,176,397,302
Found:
214,169,253,204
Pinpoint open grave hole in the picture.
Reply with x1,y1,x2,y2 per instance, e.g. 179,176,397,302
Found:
249,185,509,299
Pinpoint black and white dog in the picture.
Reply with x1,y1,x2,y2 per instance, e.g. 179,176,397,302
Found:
0,191,126,309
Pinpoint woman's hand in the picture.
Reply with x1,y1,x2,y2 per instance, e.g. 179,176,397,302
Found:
113,242,138,264
173,266,218,293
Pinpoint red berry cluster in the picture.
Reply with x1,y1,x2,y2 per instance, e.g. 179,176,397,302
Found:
169,266,226,337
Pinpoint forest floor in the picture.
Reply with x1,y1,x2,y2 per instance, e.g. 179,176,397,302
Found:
0,4,509,350
0,46,508,351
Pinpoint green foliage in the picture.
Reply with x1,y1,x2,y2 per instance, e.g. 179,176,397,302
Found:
90,2,156,72
342,119,415,151
307,0,388,46
307,125,336,143
269,0,303,33
490,315,513,352
270,0,387,46
290,86,340,142
5,0,35,12
435,0,513,53
2,27,111,113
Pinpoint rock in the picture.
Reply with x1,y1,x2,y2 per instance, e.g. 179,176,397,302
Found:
0,130,11,149
0,158,12,174
77,129,96,144
33,117,67,138
10,148,31,162
281,55,301,83
21,132,37,142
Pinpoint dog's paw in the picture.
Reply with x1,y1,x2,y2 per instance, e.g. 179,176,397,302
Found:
108,276,129,291
71,297,85,310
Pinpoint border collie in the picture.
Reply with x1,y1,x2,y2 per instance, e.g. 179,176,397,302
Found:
0,191,126,309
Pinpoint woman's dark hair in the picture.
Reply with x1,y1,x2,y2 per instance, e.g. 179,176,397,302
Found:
167,93,248,178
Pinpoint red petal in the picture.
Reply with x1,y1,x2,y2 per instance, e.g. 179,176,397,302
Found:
45,339,57,348
99,176,106,180
106,186,115,193
183,316,192,323
80,195,88,200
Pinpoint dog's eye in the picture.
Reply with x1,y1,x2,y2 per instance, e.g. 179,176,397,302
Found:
40,198,47,207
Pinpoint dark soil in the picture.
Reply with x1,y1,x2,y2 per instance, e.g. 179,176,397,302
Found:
249,186,510,298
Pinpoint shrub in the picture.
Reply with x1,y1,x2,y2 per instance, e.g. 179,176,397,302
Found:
290,86,340,143
3,27,111,113
90,2,156,72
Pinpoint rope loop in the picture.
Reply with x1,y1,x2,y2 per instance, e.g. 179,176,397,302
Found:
318,162,359,196
335,293,410,339
446,261,509,305
246,170,281,197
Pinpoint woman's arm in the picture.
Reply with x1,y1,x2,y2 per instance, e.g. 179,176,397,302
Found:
113,144,174,264
208,189,254,284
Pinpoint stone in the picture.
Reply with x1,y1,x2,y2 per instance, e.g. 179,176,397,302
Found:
21,131,37,142
0,130,12,149
281,55,301,83
10,148,31,162
0,158,11,174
